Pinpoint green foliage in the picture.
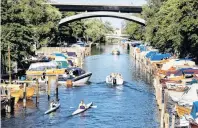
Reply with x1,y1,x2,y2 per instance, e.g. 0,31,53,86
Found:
123,21,145,41
143,0,198,58
1,0,61,73
84,19,114,43
56,14,114,44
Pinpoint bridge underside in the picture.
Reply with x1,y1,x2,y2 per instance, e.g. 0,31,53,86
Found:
59,12,146,26
49,3,142,13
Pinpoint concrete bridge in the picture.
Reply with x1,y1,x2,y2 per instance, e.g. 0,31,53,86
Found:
48,3,142,13
59,11,145,25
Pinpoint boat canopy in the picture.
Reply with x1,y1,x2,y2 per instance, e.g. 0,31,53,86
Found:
28,62,58,71
67,52,77,57
191,101,198,119
68,60,74,66
178,84,198,106
53,53,67,59
56,61,69,69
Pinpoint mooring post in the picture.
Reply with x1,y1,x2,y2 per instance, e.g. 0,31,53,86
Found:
36,79,39,106
47,76,50,100
23,83,27,108
7,88,11,113
171,113,175,128
56,75,59,101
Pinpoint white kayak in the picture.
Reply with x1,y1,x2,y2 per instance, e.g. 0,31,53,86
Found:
72,102,93,116
44,103,60,114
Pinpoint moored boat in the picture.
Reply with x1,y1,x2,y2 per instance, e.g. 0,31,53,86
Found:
58,67,92,87
106,73,124,85
72,102,93,116
112,49,120,55
19,87,35,99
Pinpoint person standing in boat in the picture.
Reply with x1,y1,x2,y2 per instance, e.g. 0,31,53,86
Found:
78,100,86,109
39,72,48,84
63,69,70,78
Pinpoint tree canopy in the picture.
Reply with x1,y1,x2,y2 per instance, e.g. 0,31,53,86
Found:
1,0,61,73
143,0,198,58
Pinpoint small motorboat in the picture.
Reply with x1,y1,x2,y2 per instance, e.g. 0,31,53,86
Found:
106,73,124,85
112,49,120,55
72,102,93,116
44,103,60,114
58,67,92,87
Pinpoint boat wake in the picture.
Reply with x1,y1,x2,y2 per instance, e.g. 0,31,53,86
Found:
124,82,155,96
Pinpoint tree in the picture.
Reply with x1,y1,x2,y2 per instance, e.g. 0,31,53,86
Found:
1,0,61,73
123,20,145,41
143,0,198,58
84,18,114,43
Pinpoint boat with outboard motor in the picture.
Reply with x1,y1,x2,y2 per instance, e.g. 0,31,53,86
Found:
112,49,120,55
58,67,92,86
72,102,93,116
106,73,124,85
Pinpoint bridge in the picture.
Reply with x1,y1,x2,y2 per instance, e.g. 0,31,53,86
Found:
48,3,142,13
105,34,130,39
59,11,145,25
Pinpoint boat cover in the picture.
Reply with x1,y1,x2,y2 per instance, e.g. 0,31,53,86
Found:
53,53,67,59
191,101,198,119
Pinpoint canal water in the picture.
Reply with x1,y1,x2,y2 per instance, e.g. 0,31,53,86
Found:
1,44,159,128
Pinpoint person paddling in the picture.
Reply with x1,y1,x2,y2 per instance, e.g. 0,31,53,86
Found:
78,100,86,109
50,100,56,108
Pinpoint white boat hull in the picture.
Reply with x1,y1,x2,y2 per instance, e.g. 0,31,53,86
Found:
72,102,93,115
44,103,60,114
58,72,92,86
106,75,124,85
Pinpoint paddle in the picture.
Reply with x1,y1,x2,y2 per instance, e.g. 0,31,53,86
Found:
91,105,97,108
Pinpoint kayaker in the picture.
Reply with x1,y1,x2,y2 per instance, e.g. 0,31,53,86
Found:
78,100,86,109
50,100,56,108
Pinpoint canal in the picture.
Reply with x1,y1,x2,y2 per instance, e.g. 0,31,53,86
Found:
2,44,159,128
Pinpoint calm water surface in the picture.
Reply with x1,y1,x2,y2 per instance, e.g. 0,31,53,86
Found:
1,44,159,128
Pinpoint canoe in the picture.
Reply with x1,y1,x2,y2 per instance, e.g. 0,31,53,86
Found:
72,102,93,116
44,103,60,114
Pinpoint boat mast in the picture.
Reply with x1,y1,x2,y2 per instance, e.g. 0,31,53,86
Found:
8,43,11,84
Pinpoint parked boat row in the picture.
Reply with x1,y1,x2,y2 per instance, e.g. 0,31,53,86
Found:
130,41,198,127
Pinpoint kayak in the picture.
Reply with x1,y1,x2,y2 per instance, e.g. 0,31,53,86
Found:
72,102,93,116
44,103,60,114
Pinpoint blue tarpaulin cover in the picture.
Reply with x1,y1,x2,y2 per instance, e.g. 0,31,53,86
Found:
150,53,171,61
146,51,158,58
191,101,198,119
137,45,146,52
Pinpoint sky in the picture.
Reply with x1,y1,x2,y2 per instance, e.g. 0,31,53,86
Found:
55,0,147,28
